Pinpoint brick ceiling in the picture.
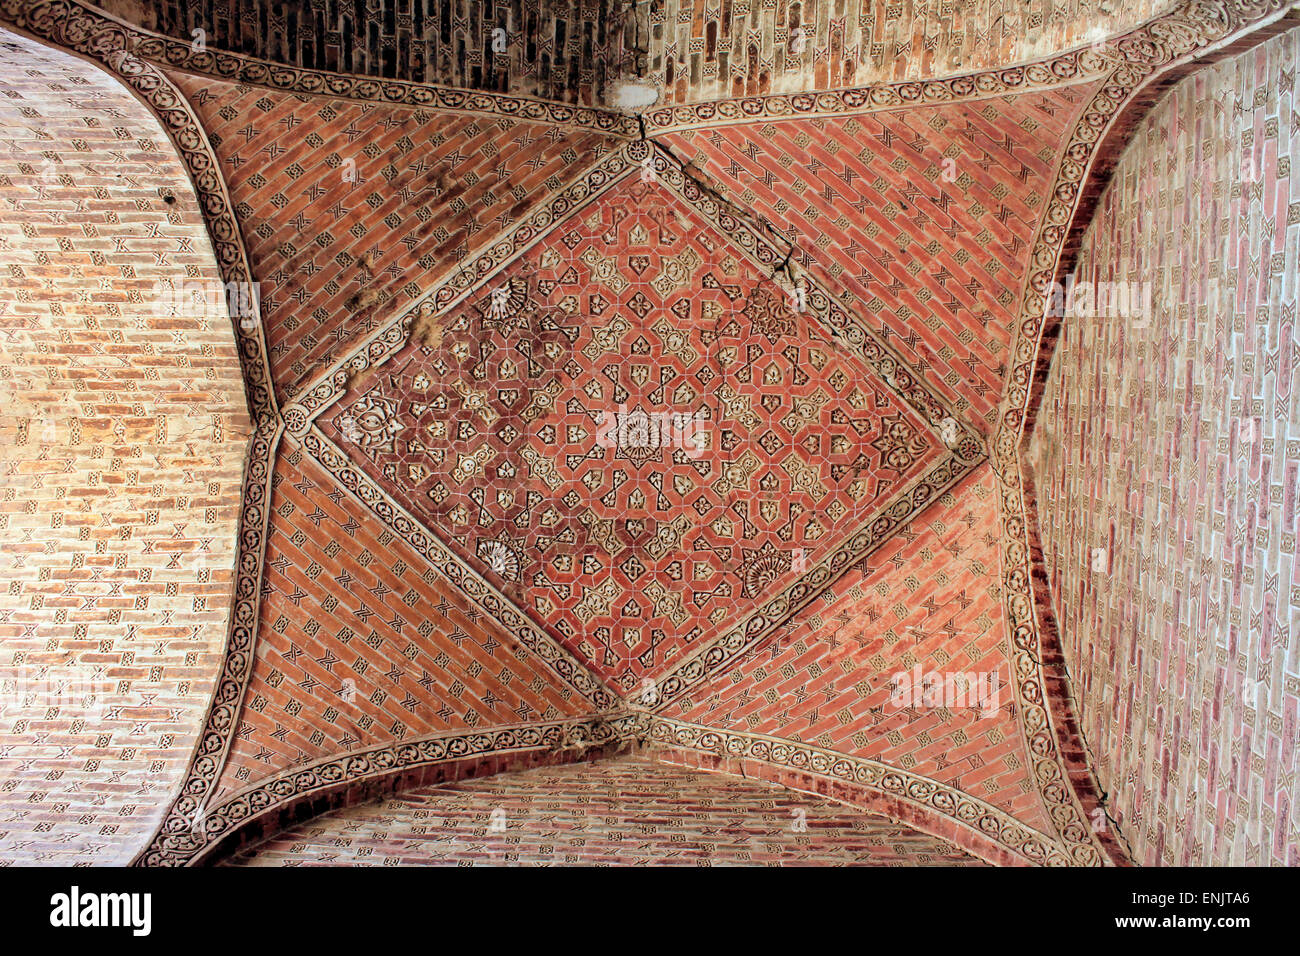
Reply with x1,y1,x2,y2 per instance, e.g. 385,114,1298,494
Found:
94,0,1160,105
314,172,966,694
222,755,986,865
0,0,1295,866
0,27,249,864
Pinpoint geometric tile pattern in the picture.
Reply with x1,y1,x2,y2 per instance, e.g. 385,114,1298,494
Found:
222,755,986,865
321,174,947,690
660,87,1097,426
167,74,620,402
1,0,1296,868
0,29,249,864
668,464,1056,833
208,445,594,804
1029,26,1300,866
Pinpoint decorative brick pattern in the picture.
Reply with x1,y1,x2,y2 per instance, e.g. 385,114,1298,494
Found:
661,86,1096,427
102,0,625,105
0,0,1292,867
223,755,983,865
210,443,594,801
96,0,1153,109
665,464,1054,833
0,30,249,864
646,0,1158,104
1029,26,1300,866
320,173,945,690
167,73,620,402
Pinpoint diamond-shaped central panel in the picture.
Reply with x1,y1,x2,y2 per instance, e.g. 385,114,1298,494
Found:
320,176,944,691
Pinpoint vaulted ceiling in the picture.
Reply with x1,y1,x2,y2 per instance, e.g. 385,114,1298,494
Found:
221,755,987,865
0,25,249,864
1,0,1297,866
93,0,1166,105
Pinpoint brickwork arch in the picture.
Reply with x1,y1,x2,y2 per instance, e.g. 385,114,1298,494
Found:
90,0,1168,107
2,0,1293,870
0,27,250,864
1026,21,1300,866
1006,8,1300,867
217,754,988,866
179,716,1035,866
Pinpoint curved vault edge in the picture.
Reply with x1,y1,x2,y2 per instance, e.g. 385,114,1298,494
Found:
188,715,1041,867
6,0,1295,866
0,0,281,866
993,0,1300,867
0,21,250,864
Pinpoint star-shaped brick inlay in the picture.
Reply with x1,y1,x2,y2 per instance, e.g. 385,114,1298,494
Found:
317,171,959,694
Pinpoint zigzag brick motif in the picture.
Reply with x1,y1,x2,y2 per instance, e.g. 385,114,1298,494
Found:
991,0,1300,868
647,0,1158,104
318,173,947,691
168,73,620,402
0,29,249,865
210,443,596,802
94,0,1154,108
103,0,625,106
665,464,1054,833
